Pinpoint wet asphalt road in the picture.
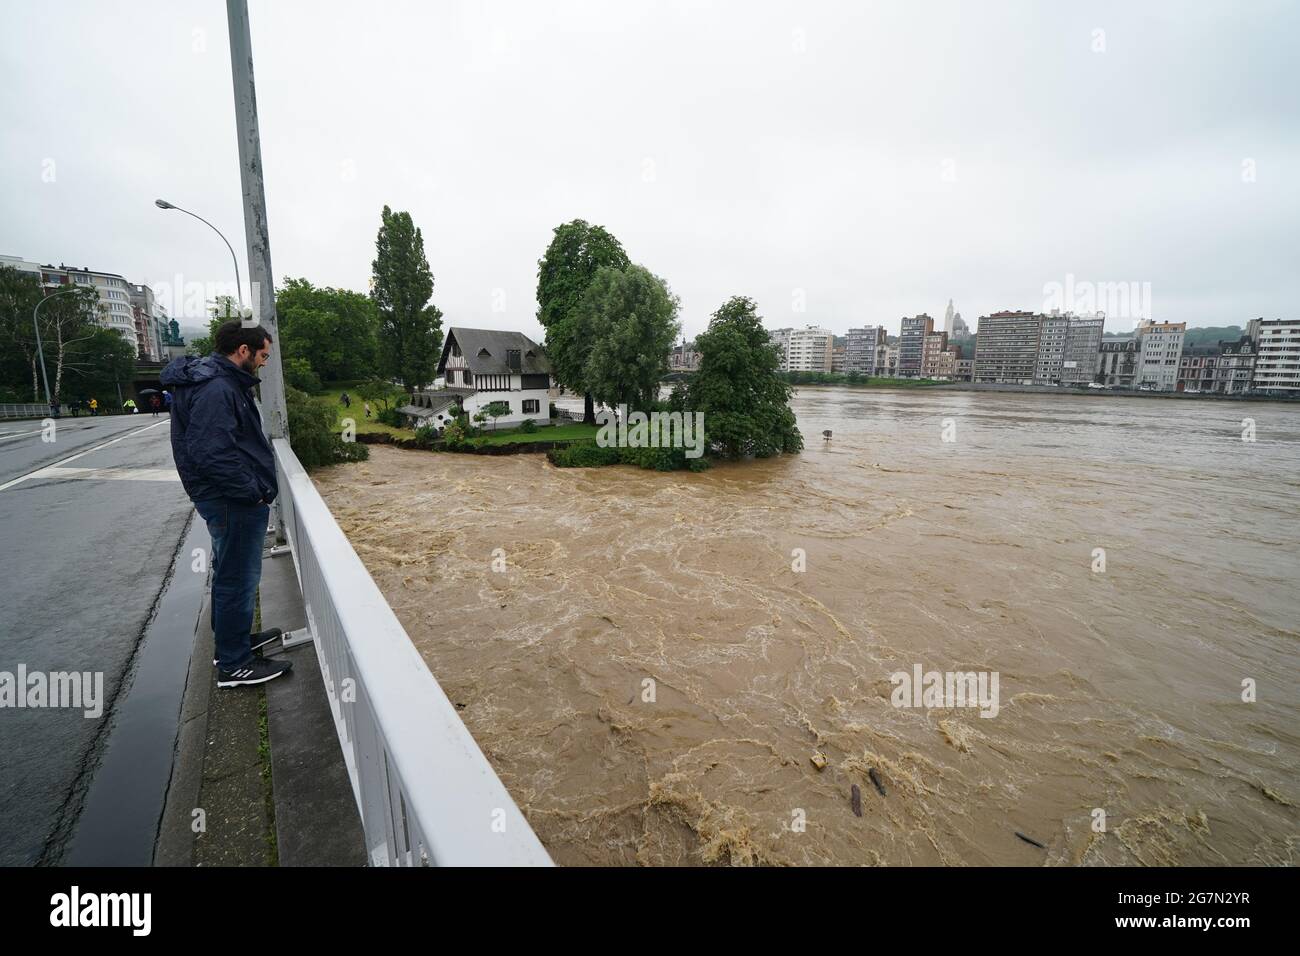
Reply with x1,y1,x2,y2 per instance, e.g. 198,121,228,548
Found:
0,413,194,864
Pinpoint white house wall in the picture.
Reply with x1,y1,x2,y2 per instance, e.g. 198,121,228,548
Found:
464,387,551,427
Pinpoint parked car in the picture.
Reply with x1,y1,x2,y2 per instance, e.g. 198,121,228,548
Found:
1087,382,1106,389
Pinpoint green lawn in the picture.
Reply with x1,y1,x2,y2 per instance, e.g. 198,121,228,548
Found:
311,384,413,438
468,422,599,447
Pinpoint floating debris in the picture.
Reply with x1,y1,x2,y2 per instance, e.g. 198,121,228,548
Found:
868,767,887,796
822,430,833,442
1015,831,1046,849
810,752,828,771
850,784,863,817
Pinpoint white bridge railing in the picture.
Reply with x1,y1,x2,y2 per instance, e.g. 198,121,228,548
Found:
272,438,553,866
0,403,53,419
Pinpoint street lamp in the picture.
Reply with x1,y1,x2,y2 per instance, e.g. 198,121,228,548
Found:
154,199,245,312
33,287,83,408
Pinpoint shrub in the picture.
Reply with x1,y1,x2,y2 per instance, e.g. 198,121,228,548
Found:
519,418,538,434
688,457,711,472
549,402,559,418
442,418,470,450
546,442,621,468
332,437,369,462
377,406,404,427
413,423,440,448
286,386,337,468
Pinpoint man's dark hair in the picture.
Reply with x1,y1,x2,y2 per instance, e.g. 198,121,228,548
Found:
214,321,272,356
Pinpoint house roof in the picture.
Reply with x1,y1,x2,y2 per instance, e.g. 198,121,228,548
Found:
437,328,551,376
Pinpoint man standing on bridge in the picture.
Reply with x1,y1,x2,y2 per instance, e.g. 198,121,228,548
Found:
161,321,292,688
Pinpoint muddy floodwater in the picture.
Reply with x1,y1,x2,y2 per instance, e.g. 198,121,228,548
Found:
312,388,1300,865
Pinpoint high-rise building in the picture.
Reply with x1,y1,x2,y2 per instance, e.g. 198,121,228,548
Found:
898,314,934,377
768,328,793,370
921,330,950,378
785,326,834,372
1251,319,1300,394
1060,313,1105,385
845,326,886,375
1034,312,1069,383
1135,320,1186,391
129,283,172,362
973,311,1040,383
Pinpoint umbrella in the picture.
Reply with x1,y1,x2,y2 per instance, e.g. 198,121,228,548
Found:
137,388,161,397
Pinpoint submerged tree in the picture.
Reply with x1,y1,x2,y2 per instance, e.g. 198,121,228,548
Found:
689,296,802,458
579,264,680,413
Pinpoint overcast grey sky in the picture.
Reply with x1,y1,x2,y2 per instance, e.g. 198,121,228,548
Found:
3,0,1297,340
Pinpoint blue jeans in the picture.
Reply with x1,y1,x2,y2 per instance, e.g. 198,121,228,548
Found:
194,498,269,670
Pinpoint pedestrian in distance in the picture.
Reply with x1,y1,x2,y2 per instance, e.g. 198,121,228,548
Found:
340,391,351,409
163,389,172,410
364,401,371,419
161,321,292,689
123,398,137,414
150,394,161,416
48,397,59,419
89,397,98,416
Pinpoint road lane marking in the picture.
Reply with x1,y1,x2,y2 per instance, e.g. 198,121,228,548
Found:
0,419,170,492
40,466,181,482
0,428,47,442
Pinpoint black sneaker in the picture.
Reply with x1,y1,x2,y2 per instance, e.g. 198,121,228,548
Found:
214,628,284,666
216,657,293,688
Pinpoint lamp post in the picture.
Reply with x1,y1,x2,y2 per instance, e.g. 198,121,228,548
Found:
154,199,245,311
32,287,83,407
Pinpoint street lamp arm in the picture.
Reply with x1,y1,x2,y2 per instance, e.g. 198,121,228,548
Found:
156,201,244,311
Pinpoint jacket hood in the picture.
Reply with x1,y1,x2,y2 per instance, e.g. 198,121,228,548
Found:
161,354,259,390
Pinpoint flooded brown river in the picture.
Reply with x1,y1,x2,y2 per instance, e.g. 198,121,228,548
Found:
312,388,1299,866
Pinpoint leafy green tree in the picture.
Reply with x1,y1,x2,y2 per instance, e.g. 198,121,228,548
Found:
371,206,443,388
283,357,322,393
0,266,45,400
356,378,407,410
579,264,680,412
475,399,511,431
535,219,630,422
61,327,137,404
276,277,380,382
689,296,802,458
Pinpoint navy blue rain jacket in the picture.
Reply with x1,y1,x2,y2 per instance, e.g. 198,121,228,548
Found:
161,354,278,505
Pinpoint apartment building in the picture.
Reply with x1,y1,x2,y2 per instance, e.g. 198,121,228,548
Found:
921,330,950,379
129,283,172,362
1097,337,1139,387
785,326,834,372
1135,320,1186,391
845,326,886,375
1034,312,1069,383
4,256,140,355
973,311,1041,383
898,314,934,377
1251,319,1300,394
768,328,792,370
1060,313,1105,385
